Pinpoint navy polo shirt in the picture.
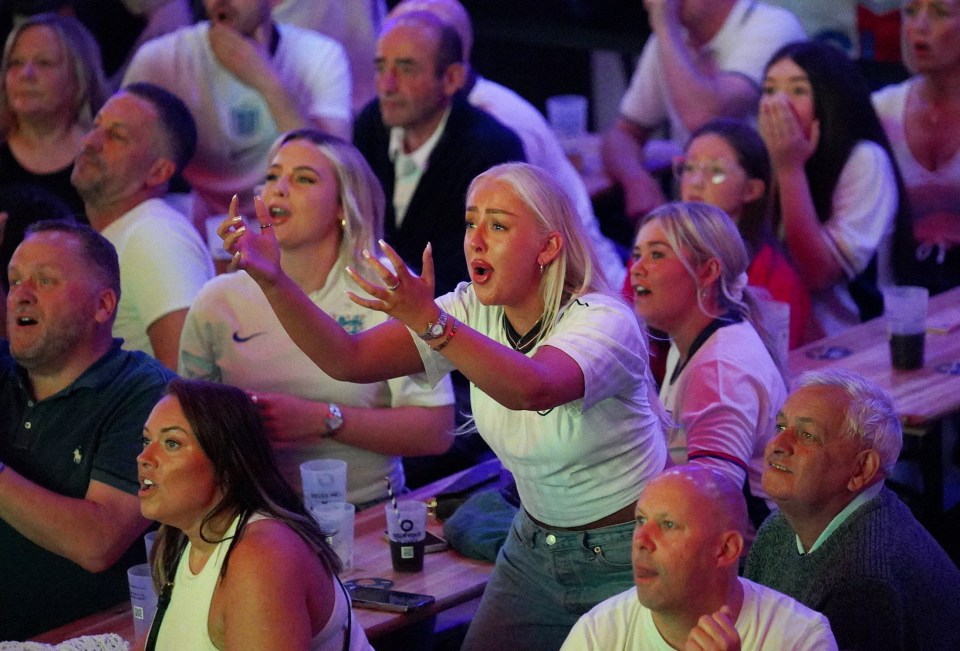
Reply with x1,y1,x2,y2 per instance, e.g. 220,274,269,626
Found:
0,339,174,639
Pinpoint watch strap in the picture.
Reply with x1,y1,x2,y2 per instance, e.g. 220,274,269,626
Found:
322,403,344,438
419,309,449,341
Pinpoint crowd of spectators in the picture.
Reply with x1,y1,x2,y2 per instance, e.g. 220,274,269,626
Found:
1,1,958,649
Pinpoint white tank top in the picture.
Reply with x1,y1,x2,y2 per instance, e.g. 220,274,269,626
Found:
154,512,371,650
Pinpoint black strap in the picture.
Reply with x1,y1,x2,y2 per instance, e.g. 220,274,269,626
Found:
337,574,352,651
667,312,741,386
144,541,352,651
143,582,171,651
144,540,187,651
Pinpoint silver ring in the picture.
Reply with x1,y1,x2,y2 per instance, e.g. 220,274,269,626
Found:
386,280,400,291
259,223,273,230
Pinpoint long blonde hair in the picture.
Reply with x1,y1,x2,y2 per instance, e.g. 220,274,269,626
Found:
265,129,385,266
641,202,785,377
466,162,613,342
0,13,107,137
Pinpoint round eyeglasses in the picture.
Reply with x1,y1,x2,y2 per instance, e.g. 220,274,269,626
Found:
672,158,729,185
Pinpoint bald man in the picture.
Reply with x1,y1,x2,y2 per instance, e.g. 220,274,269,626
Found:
561,466,836,650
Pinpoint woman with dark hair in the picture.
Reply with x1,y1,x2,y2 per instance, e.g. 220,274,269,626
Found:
0,13,107,220
678,118,813,348
759,39,910,335
138,377,372,650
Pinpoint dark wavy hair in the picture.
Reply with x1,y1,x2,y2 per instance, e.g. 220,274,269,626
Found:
764,40,913,292
150,378,340,593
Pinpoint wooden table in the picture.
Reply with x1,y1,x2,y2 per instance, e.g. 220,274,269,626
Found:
31,460,502,645
788,285,960,522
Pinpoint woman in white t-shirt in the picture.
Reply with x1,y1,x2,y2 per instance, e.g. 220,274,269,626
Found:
630,201,786,528
179,129,454,507
759,40,910,335
220,161,667,651
873,0,960,295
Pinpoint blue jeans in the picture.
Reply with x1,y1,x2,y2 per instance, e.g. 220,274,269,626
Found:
460,509,635,651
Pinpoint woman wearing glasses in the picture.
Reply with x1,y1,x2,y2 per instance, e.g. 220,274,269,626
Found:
674,118,814,348
630,202,787,528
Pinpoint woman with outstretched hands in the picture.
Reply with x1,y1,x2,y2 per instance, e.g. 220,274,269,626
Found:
220,162,667,651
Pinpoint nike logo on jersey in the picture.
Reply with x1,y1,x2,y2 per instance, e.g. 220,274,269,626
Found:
232,330,266,343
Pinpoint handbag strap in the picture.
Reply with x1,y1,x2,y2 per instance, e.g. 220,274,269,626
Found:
337,573,352,651
143,545,352,651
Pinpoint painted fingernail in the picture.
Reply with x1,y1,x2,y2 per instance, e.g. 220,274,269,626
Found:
362,249,372,259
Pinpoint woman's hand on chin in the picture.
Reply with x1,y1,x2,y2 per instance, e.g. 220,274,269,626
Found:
346,240,440,331
218,195,283,288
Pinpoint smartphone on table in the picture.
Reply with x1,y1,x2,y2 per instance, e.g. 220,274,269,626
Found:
345,584,435,613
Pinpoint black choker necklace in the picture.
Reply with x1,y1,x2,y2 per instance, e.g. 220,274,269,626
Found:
503,313,544,353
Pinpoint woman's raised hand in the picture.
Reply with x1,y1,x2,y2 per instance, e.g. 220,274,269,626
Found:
758,93,819,172
218,195,283,287
346,240,440,333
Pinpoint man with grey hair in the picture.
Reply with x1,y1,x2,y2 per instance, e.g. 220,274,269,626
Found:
386,0,627,287
562,465,836,650
744,369,960,651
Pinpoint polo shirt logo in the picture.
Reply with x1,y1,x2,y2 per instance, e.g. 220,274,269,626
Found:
73,448,82,464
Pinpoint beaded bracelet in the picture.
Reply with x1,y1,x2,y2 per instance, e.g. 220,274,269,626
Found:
432,318,459,352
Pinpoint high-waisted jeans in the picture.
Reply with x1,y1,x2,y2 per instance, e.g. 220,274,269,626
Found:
460,508,635,651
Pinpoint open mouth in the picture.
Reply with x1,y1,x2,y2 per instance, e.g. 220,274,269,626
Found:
15,316,38,327
471,262,492,284
768,461,789,472
268,205,291,225
633,286,651,297
139,478,156,495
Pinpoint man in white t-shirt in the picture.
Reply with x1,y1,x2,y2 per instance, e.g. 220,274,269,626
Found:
272,0,387,114
561,465,837,651
123,0,352,231
602,0,805,223
71,83,213,370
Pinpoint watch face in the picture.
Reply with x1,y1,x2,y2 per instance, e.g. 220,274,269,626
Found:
429,323,444,337
325,404,343,433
